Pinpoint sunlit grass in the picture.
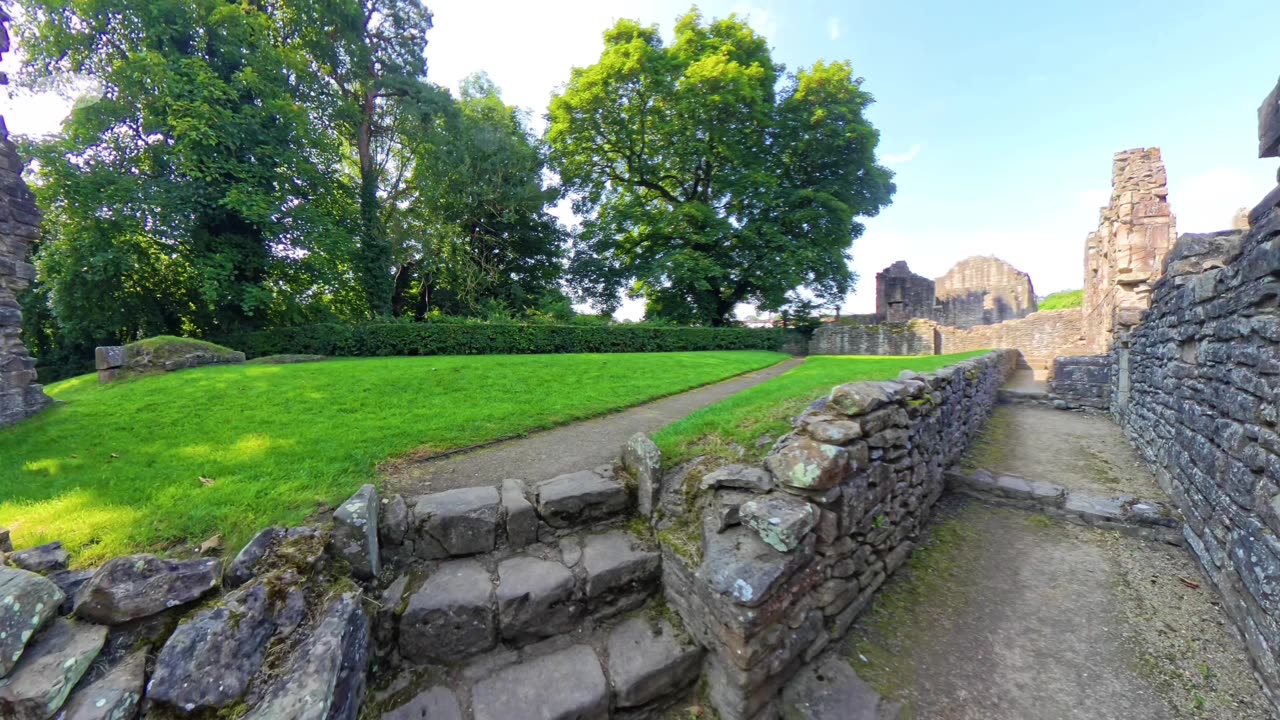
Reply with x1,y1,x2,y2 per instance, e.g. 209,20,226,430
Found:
655,351,990,466
1,351,785,565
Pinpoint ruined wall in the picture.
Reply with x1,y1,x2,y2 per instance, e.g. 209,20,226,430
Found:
1048,355,1111,410
1082,148,1176,352
807,320,938,356
1115,213,1280,704
875,261,936,323
935,255,1038,328
661,350,1017,719
938,309,1088,377
0,5,51,427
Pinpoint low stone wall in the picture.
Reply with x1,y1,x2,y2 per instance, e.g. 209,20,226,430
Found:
1049,355,1112,409
1114,210,1280,705
938,309,1088,377
808,320,938,356
657,349,1017,719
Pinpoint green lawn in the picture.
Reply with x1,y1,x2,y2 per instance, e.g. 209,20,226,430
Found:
2,351,785,565
1039,289,1083,310
654,352,990,466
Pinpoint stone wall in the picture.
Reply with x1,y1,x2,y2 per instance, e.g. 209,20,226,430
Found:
876,261,936,323
935,255,1038,328
1114,212,1280,705
1048,355,1111,409
937,309,1089,377
1082,148,1176,352
0,11,51,427
658,350,1017,719
808,320,938,356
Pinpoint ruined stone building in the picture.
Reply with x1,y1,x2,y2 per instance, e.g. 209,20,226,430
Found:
0,11,50,427
872,256,1038,328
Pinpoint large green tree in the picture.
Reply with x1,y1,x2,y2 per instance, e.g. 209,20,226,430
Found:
547,10,895,325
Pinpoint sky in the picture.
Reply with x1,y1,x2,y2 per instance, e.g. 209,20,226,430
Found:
3,0,1278,317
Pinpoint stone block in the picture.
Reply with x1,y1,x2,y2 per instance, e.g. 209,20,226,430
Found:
8,541,68,574
399,559,496,664
535,471,629,528
702,464,775,493
94,346,125,371
740,494,818,552
1260,75,1280,159
605,617,704,708
581,531,660,617
331,483,379,580
501,479,538,548
0,566,64,676
766,438,848,491
381,687,462,720
73,554,221,625
696,524,812,608
0,619,106,720
622,432,662,519
57,650,146,720
496,556,579,643
412,486,502,558
471,645,608,720
779,654,901,720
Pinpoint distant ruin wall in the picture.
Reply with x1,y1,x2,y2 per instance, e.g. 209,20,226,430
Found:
937,309,1088,377
935,256,1038,328
1048,355,1111,410
875,261,935,323
1082,148,1176,352
0,13,51,427
808,321,938,356
1115,211,1280,705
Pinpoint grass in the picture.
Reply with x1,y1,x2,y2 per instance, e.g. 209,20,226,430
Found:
1039,289,1084,310
653,351,990,467
1,351,785,565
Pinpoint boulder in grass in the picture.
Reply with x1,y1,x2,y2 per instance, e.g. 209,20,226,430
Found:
73,555,220,625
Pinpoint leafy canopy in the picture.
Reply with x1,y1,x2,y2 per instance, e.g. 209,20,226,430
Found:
547,9,895,325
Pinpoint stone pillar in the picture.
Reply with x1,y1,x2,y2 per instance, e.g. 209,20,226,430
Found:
1081,148,1176,352
0,8,52,426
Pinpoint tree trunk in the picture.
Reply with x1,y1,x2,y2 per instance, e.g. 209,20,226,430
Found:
357,91,392,317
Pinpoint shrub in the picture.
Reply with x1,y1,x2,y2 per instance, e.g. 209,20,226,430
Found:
220,321,795,359
1039,289,1083,310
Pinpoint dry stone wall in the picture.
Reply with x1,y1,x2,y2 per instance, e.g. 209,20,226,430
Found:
0,12,50,427
1083,148,1176,352
937,309,1089,376
807,320,938,356
658,350,1017,719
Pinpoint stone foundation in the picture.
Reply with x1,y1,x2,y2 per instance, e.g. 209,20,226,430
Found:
658,350,1017,719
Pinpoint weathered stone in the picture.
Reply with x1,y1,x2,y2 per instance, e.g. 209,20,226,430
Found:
56,650,146,720
501,479,537,548
412,487,502,558
74,555,221,625
471,645,608,720
0,527,10,553
380,495,409,547
714,490,755,532
622,432,663,519
8,541,68,574
701,464,775,493
0,566,63,677
331,483,380,580
147,577,302,712
696,524,814,608
605,617,704,708
399,559,495,663
740,494,818,552
1064,494,1126,523
805,420,863,445
0,619,106,720
93,346,125,371
828,383,894,417
581,531,660,617
496,556,579,643
779,654,901,720
380,686,462,720
244,592,369,720
226,527,281,588
47,569,93,615
535,471,629,528
765,438,848,491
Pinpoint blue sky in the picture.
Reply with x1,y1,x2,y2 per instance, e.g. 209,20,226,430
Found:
4,0,1277,314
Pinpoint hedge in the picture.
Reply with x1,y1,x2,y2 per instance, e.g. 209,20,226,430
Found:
219,322,799,359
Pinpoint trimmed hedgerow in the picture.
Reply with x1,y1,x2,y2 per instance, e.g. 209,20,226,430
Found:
220,321,795,359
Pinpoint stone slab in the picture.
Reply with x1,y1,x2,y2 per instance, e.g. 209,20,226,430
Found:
381,686,462,720
73,555,221,625
471,645,608,720
501,479,538,549
331,483,380,580
779,654,901,719
581,532,660,616
57,650,146,720
7,541,69,574
412,487,502,558
605,617,704,708
0,618,107,720
496,556,579,643
740,494,818,552
536,471,629,528
0,566,63,677
1261,76,1280,158
399,559,496,664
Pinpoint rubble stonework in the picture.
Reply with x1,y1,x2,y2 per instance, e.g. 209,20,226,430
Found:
875,261,935,323
937,309,1090,377
807,319,938,356
1082,148,1176,352
934,255,1038,328
659,350,1017,719
0,11,51,427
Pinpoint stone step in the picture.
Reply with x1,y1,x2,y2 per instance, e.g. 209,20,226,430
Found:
780,654,902,720
374,604,704,720
388,526,662,668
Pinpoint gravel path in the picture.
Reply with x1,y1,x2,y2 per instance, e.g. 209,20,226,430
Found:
382,357,804,496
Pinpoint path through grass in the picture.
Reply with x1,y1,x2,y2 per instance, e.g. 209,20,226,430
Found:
1,351,784,564
654,352,990,466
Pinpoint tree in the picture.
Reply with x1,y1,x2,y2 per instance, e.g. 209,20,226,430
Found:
16,0,356,347
547,9,895,325
397,74,566,317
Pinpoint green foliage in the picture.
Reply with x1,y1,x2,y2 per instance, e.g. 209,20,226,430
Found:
1,351,785,565
220,321,792,359
547,9,895,325
1039,289,1084,310
654,352,989,466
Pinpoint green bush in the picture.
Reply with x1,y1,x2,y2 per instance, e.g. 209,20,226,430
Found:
220,321,795,359
1039,289,1083,310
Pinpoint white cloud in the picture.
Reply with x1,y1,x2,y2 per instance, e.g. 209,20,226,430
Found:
827,16,841,41
880,143,922,166
1170,166,1275,233
729,2,779,44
